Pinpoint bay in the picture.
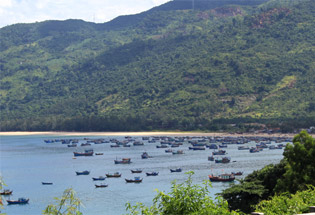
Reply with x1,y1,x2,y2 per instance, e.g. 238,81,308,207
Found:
0,134,286,215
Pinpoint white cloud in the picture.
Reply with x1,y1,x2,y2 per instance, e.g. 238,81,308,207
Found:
0,0,13,7
0,0,172,28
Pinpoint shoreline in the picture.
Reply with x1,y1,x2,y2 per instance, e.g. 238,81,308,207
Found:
0,131,299,138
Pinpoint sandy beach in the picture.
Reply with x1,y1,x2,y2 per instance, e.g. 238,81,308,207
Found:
0,131,300,138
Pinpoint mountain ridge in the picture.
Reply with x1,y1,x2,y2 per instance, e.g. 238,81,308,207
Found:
0,0,314,132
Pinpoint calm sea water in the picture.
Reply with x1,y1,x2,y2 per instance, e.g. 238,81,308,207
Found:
0,135,285,215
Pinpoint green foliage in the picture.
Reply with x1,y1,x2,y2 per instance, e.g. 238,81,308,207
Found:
43,188,82,215
275,130,315,193
222,130,315,213
221,161,286,213
126,171,239,215
0,0,315,131
0,177,6,215
255,185,315,215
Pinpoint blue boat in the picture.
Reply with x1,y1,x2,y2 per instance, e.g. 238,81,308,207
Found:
207,144,218,149
7,198,29,205
92,176,106,181
42,182,53,185
141,152,152,159
76,170,90,175
170,168,182,173
146,172,159,176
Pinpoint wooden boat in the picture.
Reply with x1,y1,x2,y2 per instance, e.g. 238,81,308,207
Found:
110,144,120,148
125,177,143,183
67,144,77,147
81,143,91,146
249,147,262,153
238,146,250,150
0,189,12,195
188,146,205,150
218,144,228,148
215,157,230,163
146,172,159,176
95,184,108,188
156,145,168,148
73,149,94,157
114,158,131,164
76,170,90,175
208,156,214,161
106,172,121,178
208,174,235,182
131,169,142,173
231,171,243,176
172,150,184,155
165,149,173,153
92,176,106,181
141,152,152,159
133,141,144,146
170,168,182,173
212,150,226,155
7,198,29,205
42,182,53,185
95,153,103,155
207,144,218,149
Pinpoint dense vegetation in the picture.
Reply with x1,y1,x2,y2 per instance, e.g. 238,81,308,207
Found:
0,0,314,131
222,130,315,213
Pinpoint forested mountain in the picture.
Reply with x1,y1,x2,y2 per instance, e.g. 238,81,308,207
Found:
0,0,314,131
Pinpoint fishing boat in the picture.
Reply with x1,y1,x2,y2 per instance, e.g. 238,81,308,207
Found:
7,198,29,205
208,174,235,182
172,150,184,155
218,144,228,148
106,172,121,178
76,170,90,175
146,172,159,176
114,158,131,164
67,144,77,147
238,146,250,150
207,144,218,149
131,169,142,173
95,153,104,155
73,149,94,157
188,146,206,150
92,176,106,181
231,171,243,176
141,152,152,159
42,182,53,185
133,141,144,146
208,156,214,161
0,189,12,195
156,145,168,148
125,177,143,183
165,149,173,153
110,144,120,148
170,168,182,173
212,150,226,155
215,157,231,163
81,143,91,146
95,184,108,188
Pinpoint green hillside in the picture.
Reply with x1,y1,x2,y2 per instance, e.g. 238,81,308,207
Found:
0,0,314,131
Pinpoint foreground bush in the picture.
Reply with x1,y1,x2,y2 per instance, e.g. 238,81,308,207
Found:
126,171,239,215
255,185,315,215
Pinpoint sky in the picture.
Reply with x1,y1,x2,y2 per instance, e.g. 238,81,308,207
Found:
0,0,171,28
